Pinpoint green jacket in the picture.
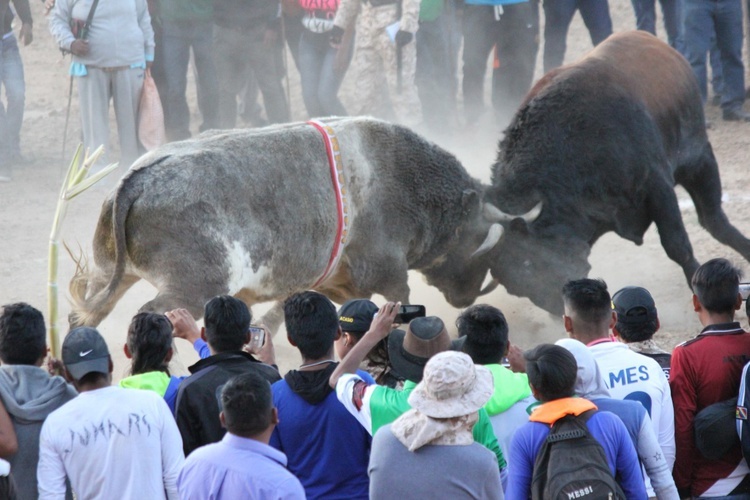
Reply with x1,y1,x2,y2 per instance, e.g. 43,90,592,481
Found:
369,380,507,470
483,364,532,416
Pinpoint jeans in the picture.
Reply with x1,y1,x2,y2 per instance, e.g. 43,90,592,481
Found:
161,19,220,140
462,2,539,125
683,0,745,110
0,35,25,165
214,24,289,127
298,29,349,118
630,0,683,50
543,0,612,72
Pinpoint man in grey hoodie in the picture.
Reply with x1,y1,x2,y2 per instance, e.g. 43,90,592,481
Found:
0,303,76,499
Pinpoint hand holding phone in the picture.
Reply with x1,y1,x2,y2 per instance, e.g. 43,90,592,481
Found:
394,305,426,324
248,326,265,353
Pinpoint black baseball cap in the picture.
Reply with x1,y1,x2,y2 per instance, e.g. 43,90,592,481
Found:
612,286,658,325
338,299,378,334
62,327,111,380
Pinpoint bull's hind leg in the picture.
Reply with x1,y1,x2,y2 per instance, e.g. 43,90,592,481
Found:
139,286,226,323
677,145,750,261
648,179,700,284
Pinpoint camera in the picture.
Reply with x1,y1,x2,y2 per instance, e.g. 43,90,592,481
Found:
741,283,750,301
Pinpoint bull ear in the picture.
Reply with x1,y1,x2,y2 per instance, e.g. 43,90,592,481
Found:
462,190,480,215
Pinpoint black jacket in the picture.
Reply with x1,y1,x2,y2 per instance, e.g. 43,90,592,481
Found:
175,351,280,456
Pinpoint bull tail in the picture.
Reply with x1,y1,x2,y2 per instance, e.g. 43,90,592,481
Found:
68,179,143,328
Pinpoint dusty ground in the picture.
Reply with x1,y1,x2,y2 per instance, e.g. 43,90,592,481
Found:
2,0,750,379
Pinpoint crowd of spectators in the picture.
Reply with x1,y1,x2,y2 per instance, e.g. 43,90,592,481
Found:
1,0,749,180
0,257,748,498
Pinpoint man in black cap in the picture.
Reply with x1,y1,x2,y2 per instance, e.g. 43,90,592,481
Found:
37,327,184,499
612,286,671,379
328,302,507,478
336,299,404,388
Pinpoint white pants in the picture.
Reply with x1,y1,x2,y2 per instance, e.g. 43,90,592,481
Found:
77,66,144,170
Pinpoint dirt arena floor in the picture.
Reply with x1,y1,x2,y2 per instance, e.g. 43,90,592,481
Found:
2,1,749,379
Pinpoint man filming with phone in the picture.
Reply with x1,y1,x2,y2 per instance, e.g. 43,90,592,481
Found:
328,302,508,483
170,295,280,456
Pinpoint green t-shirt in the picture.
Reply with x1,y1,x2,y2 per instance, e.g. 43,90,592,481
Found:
419,0,444,22
159,0,214,22
369,380,507,470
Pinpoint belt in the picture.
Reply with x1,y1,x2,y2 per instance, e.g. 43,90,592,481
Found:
88,65,131,72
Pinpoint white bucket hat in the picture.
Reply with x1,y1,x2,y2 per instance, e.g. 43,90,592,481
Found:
408,351,494,419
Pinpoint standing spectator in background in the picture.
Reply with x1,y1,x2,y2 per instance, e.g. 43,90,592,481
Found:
0,3,32,180
297,0,351,117
213,0,289,127
159,0,219,141
330,0,422,127
178,372,306,500
270,292,372,499
175,295,280,456
0,303,76,499
683,0,750,121
562,278,675,498
671,258,750,497
37,327,184,499
461,0,538,127
415,0,456,134
630,0,682,50
542,0,611,72
49,0,154,169
612,286,672,379
368,351,503,499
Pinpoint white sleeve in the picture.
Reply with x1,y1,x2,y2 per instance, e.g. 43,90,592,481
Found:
658,373,676,469
48,0,75,52
37,420,67,500
158,400,185,500
637,415,679,500
335,373,376,435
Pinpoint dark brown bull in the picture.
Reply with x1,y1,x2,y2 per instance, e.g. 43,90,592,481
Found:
484,31,750,314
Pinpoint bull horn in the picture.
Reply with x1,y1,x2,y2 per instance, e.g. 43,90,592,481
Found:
483,201,543,223
479,278,500,296
471,223,504,259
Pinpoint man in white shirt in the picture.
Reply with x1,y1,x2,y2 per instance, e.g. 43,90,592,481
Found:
37,327,184,500
562,278,675,498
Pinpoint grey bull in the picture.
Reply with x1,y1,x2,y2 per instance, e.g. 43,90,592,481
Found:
69,117,535,329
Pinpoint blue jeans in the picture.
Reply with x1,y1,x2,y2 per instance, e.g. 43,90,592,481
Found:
683,0,745,110
630,0,683,50
161,19,219,140
543,0,612,72
0,35,25,165
298,29,349,118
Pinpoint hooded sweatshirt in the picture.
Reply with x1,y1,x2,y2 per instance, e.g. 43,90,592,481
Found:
270,364,373,500
556,338,679,500
0,365,77,500
119,371,183,414
483,364,537,459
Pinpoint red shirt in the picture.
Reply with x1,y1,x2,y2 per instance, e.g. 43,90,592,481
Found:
670,322,750,497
